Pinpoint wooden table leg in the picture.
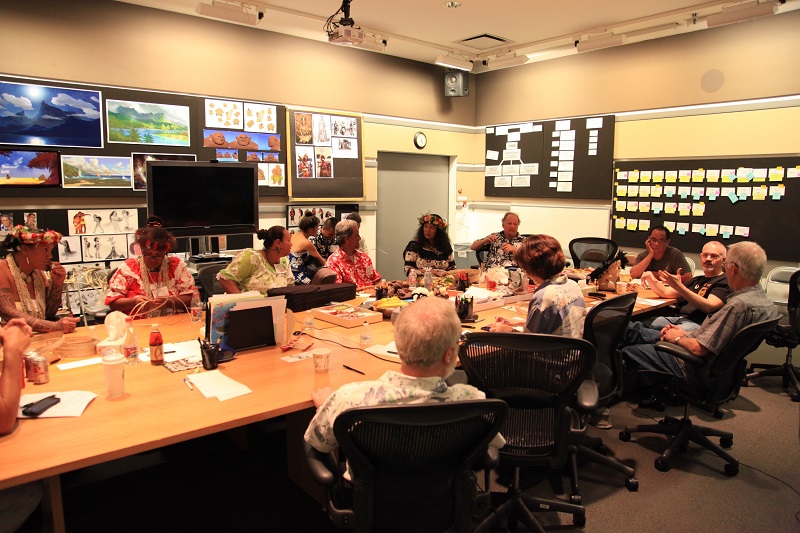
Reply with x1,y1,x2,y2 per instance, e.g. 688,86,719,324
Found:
41,475,66,533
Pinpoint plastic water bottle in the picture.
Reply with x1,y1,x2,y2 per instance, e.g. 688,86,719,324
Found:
408,270,418,289
303,311,315,333
359,321,372,347
189,288,203,323
122,317,139,365
423,267,433,291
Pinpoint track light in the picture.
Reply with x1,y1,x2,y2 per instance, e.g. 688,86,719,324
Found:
195,1,264,26
434,54,473,71
485,53,528,70
575,33,627,53
706,1,778,28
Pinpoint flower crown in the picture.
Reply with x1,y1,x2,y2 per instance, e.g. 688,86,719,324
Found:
419,213,446,230
9,225,62,245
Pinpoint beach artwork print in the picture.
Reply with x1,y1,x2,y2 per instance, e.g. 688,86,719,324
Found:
106,99,190,146
0,149,61,187
0,81,102,148
244,103,277,133
62,155,133,188
132,152,197,190
205,99,243,130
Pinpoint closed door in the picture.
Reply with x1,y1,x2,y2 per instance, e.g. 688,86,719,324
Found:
376,152,450,282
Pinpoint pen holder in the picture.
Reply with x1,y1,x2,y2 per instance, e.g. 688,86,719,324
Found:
375,286,388,300
455,298,474,321
201,345,219,370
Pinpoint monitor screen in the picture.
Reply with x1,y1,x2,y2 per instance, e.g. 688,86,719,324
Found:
146,161,258,238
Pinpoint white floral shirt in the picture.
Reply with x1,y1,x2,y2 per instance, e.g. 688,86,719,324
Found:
304,370,506,453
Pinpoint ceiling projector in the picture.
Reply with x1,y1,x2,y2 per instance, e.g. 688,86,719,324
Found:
328,26,365,45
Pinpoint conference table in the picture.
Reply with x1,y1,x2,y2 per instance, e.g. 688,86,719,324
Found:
0,287,673,532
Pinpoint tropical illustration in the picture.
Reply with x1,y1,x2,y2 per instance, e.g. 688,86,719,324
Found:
0,81,102,148
0,150,60,186
62,155,132,188
106,99,190,146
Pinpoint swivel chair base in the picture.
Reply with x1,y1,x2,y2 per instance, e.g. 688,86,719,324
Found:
619,408,739,477
745,361,800,402
577,439,639,492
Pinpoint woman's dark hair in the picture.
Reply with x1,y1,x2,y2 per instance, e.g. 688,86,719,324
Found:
135,215,177,253
414,214,452,255
257,225,287,250
298,210,320,233
513,234,566,281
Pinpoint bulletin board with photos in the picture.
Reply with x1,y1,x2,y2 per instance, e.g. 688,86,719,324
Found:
611,156,800,262
285,204,359,235
287,109,364,200
484,115,615,200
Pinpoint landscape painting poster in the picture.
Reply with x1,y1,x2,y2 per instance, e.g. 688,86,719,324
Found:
62,155,132,188
106,99,190,146
0,81,102,148
0,149,61,187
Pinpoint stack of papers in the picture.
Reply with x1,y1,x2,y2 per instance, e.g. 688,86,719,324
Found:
18,391,97,418
186,370,251,401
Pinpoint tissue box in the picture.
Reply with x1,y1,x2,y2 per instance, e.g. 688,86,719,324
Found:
96,337,123,355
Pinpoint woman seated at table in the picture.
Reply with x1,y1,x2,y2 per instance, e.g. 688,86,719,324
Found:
106,216,195,318
489,234,585,338
289,211,326,285
403,213,457,277
0,226,79,332
218,226,294,294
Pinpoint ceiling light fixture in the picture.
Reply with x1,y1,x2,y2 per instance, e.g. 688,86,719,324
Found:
195,1,264,26
435,53,473,71
706,1,778,28
575,32,627,53
485,52,529,70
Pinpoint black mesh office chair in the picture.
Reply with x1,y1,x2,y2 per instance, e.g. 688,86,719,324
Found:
568,238,618,269
304,400,507,533
745,268,800,401
197,263,227,299
577,292,638,491
475,243,491,267
459,332,595,531
620,316,781,476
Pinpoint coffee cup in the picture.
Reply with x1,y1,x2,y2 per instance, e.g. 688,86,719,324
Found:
102,350,125,399
312,348,331,373
615,281,628,294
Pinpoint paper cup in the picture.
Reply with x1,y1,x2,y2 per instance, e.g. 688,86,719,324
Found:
312,348,331,373
615,281,628,294
102,350,125,398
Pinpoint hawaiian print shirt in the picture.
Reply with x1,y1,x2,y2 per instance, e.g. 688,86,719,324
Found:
484,231,524,269
326,248,381,286
105,256,195,316
217,248,294,294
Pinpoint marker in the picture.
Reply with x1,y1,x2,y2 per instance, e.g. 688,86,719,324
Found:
342,364,365,375
183,377,194,391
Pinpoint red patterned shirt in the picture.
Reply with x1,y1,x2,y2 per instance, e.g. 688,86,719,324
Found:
105,256,195,316
326,248,381,287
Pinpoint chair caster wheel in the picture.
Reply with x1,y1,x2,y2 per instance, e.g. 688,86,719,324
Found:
596,443,609,455
570,494,582,505
573,514,586,527
619,431,631,442
720,436,733,449
626,478,639,492
654,458,671,472
724,463,739,477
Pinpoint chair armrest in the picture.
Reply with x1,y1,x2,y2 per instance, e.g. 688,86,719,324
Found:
654,341,706,367
304,442,337,487
576,380,599,412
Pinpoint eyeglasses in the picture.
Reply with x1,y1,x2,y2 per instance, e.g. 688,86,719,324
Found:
648,238,667,244
700,253,722,260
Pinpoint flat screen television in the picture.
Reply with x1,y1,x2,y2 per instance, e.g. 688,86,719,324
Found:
146,161,258,238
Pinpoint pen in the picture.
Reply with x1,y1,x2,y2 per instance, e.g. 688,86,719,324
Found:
462,325,476,329
164,350,176,354
388,350,398,354
183,377,194,391
342,364,365,375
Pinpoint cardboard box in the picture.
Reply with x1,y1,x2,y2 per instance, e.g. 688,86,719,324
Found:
312,305,383,328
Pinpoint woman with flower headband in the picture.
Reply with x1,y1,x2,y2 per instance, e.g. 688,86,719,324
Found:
0,226,79,332
105,216,195,318
402,213,457,277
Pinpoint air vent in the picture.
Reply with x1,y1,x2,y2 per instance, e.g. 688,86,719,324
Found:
457,34,511,50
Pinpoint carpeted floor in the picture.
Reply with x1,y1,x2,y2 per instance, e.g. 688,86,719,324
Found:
16,344,800,533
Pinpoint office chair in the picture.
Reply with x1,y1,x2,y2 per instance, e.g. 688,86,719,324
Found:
745,268,800,401
568,238,618,269
577,292,638,491
762,266,796,312
459,332,595,531
684,256,696,276
475,243,491,267
620,316,781,476
197,263,228,299
304,400,508,533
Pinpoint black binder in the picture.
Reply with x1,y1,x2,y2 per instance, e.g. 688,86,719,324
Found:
225,305,276,351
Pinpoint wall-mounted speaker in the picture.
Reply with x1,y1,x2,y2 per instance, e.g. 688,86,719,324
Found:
444,71,469,97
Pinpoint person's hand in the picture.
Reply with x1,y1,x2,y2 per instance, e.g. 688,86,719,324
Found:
488,322,514,333
657,269,683,290
431,269,448,277
485,234,498,243
659,324,684,342
49,262,67,285
57,316,79,333
500,243,516,254
0,319,33,353
640,271,656,289
312,387,333,408
644,238,656,256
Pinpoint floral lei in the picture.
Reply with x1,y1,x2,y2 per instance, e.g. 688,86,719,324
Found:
419,213,446,230
4,225,62,252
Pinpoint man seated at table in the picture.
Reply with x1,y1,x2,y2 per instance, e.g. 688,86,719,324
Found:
629,226,692,284
310,217,338,260
305,296,505,454
623,241,777,405
624,240,730,345
470,212,523,269
325,219,381,287
0,318,43,531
